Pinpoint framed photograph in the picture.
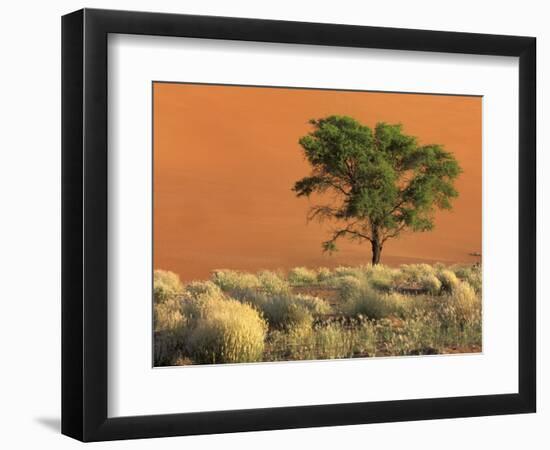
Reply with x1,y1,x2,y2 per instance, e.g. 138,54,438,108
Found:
62,8,536,442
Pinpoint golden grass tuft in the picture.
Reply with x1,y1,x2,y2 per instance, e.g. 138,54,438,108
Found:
288,267,318,285
437,269,460,294
154,263,482,365
187,297,267,364
153,270,183,303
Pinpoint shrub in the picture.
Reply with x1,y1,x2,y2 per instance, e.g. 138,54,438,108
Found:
429,281,480,328
293,294,332,316
288,267,318,285
185,280,223,300
452,282,480,324
154,298,185,332
311,325,352,359
266,322,377,361
397,264,442,294
336,275,364,302
210,270,288,312
366,264,398,292
344,287,407,320
180,281,227,318
257,270,290,295
153,295,188,366
453,265,482,293
187,297,267,364
211,270,260,299
261,295,314,331
154,331,182,366
154,281,226,366
333,266,363,279
437,269,460,294
422,274,442,294
316,267,332,282
375,314,439,356
155,262,482,365
154,315,188,365
153,270,183,303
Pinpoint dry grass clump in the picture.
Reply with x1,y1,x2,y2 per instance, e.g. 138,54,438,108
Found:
335,275,364,302
333,266,364,279
344,287,409,320
178,281,225,318
453,265,482,293
261,294,314,331
437,269,460,294
288,267,318,285
153,315,186,366
309,324,377,359
154,278,268,365
375,314,438,356
316,267,332,282
422,281,480,329
293,294,332,315
266,321,377,361
365,264,399,292
154,298,185,332
184,280,224,298
335,274,409,320
187,297,267,364
450,281,480,325
154,331,183,366
397,264,442,294
210,270,272,312
153,271,187,365
257,270,290,295
153,270,183,303
211,270,260,300
155,263,482,365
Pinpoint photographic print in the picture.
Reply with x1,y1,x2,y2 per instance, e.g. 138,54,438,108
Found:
153,82,482,367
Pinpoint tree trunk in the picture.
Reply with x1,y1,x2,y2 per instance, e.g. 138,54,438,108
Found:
371,240,382,265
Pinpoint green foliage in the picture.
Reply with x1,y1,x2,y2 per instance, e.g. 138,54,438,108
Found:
292,116,462,264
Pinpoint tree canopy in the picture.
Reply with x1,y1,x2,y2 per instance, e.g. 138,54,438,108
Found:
292,115,462,264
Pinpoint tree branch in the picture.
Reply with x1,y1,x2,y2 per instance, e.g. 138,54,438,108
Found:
381,223,407,243
323,222,373,253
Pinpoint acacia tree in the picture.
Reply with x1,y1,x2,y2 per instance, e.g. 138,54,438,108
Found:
292,115,462,265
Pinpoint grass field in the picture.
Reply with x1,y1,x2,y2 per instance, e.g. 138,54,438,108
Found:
153,263,482,366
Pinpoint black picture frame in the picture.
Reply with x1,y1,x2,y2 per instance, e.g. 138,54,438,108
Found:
62,8,536,442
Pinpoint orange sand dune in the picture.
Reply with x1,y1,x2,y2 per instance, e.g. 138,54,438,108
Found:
153,83,481,282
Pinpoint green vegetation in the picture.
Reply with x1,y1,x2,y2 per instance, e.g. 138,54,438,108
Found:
292,116,462,264
154,263,482,366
